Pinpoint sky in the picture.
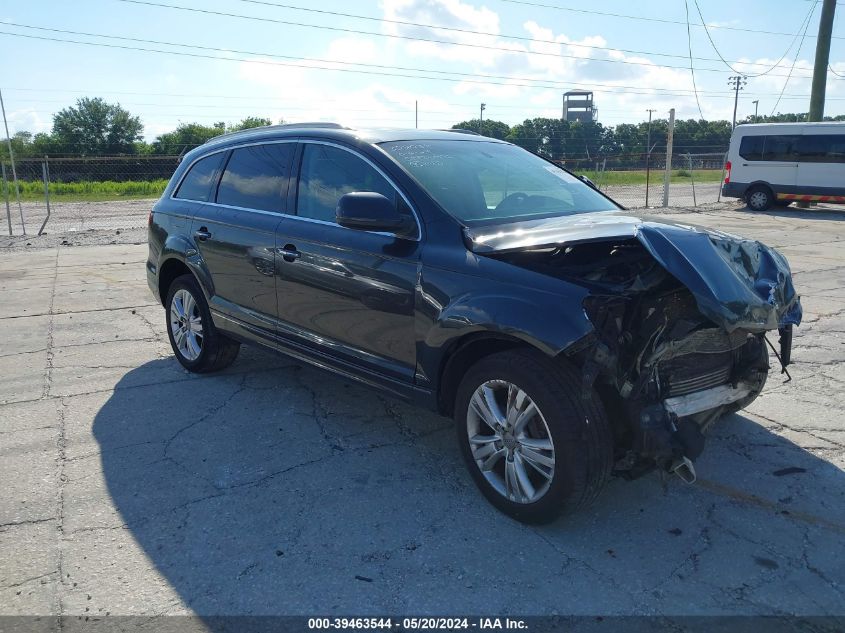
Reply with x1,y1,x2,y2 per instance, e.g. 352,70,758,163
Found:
1,0,844,141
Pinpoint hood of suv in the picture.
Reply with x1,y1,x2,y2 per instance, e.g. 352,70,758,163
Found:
465,212,802,333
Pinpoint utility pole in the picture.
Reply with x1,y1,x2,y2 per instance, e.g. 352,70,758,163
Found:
0,88,24,235
662,108,675,208
645,108,656,207
480,102,486,123
728,75,747,129
752,100,759,122
809,0,837,121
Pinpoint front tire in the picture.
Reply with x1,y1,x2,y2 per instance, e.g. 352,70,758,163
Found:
165,274,240,373
454,350,613,523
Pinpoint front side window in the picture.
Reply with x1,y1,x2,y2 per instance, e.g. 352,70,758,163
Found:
296,144,400,224
174,152,226,202
216,143,295,212
381,139,617,226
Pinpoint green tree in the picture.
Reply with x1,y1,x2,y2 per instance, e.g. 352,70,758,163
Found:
51,97,143,155
452,119,510,140
230,116,273,131
506,118,568,159
151,122,227,155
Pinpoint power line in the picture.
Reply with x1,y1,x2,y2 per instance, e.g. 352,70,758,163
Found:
498,0,845,40
694,0,818,77
228,0,826,73
771,2,818,115
0,29,702,96
684,0,705,119
2,22,840,102
6,85,839,102
107,0,835,80
4,27,824,103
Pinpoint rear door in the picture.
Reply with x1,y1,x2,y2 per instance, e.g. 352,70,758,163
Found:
736,133,799,192
190,141,296,334
796,132,845,193
273,141,421,383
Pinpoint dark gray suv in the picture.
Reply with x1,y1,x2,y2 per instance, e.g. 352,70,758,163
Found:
147,123,801,523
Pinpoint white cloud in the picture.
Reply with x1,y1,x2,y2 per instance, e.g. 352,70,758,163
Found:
231,1,843,129
6,108,48,135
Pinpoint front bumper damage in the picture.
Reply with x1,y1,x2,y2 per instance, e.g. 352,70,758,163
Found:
468,213,802,483
595,225,801,482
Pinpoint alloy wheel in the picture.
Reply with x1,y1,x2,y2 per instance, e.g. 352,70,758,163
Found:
466,380,555,504
169,288,204,361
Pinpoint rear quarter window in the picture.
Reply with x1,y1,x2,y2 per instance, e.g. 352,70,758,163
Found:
174,153,226,202
738,136,764,161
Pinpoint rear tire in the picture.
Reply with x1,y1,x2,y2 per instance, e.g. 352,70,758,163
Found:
454,350,613,524
165,274,240,373
746,185,773,211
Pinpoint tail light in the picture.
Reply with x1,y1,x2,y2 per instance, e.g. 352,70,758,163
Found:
724,161,731,184
148,209,154,226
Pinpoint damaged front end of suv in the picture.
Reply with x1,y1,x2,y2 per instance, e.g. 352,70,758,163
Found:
468,215,802,484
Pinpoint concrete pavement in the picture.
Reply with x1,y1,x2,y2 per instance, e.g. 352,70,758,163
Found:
1,204,843,622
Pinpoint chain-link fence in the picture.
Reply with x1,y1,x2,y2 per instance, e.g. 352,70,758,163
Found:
1,156,177,235
564,151,727,210
2,150,729,236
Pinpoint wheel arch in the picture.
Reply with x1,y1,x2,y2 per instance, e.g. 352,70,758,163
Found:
746,181,776,197
157,257,197,307
437,332,542,417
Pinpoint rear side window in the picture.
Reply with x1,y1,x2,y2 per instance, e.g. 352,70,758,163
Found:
174,153,225,202
797,134,845,163
216,143,295,212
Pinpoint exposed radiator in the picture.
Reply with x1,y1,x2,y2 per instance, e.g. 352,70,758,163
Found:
665,364,732,397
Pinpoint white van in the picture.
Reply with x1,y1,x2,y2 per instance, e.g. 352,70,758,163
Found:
722,122,845,210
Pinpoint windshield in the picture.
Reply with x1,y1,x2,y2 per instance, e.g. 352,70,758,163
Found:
380,139,618,226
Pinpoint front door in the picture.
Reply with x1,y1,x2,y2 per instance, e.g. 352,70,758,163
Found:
274,142,420,382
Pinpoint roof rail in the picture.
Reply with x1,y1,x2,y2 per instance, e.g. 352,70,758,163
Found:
275,122,349,129
209,122,350,142
439,128,482,136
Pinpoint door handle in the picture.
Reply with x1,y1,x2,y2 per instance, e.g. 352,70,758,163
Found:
194,227,212,241
278,245,300,262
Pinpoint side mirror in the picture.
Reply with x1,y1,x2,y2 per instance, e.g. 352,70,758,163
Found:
578,174,598,190
336,192,415,237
